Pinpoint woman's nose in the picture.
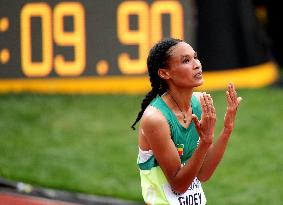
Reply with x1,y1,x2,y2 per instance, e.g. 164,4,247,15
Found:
193,59,201,69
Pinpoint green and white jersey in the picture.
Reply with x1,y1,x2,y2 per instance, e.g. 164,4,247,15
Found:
137,94,207,205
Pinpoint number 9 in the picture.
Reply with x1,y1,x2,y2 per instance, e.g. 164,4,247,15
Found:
53,2,86,76
117,1,149,75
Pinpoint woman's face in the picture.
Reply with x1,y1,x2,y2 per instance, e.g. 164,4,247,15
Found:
165,42,203,88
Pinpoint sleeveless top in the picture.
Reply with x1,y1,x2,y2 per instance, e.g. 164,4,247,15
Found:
137,94,207,205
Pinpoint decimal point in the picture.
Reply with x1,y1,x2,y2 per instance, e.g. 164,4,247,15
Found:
0,49,10,64
0,17,9,32
96,60,109,75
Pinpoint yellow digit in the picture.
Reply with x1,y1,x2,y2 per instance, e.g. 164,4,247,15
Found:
117,1,149,74
151,1,184,44
53,2,85,76
21,3,52,77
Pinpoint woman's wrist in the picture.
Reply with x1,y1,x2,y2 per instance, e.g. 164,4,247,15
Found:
198,140,212,150
224,126,233,133
222,126,233,139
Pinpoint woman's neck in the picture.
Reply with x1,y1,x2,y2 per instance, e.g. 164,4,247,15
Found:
166,88,193,111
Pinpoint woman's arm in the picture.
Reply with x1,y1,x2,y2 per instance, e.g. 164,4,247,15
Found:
196,83,242,181
140,93,216,194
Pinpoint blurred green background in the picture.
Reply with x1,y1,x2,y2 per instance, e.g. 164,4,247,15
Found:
0,87,282,204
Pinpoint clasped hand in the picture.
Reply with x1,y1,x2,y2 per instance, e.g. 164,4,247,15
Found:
192,93,216,145
224,82,242,131
192,83,242,144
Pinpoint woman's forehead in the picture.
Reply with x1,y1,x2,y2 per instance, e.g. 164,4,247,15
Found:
170,41,195,57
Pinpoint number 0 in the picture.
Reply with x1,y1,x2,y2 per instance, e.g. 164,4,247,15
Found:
151,1,184,44
21,3,52,77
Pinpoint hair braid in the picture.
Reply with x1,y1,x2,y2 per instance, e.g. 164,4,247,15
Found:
131,88,157,130
131,38,182,130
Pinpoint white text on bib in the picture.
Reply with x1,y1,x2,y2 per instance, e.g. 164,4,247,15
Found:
163,177,206,205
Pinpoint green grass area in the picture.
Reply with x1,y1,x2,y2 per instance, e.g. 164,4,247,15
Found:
0,87,282,204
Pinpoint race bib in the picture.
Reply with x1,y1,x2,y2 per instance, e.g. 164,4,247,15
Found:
163,177,206,205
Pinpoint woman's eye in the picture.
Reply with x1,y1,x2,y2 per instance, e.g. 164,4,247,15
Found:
194,53,198,59
183,58,190,63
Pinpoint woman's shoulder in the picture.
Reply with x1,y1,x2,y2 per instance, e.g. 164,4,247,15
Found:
141,105,168,128
193,92,202,102
192,92,203,117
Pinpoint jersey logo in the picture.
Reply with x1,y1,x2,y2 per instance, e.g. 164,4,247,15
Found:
177,144,184,156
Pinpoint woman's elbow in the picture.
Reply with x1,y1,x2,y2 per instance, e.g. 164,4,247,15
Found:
197,174,212,182
171,186,188,195
171,183,190,194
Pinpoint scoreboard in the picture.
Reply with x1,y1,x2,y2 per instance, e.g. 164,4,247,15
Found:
0,0,278,93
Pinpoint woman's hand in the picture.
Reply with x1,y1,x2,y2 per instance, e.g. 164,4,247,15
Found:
192,93,216,145
224,82,242,132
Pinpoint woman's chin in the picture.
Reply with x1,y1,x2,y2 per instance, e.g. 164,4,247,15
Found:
194,79,204,87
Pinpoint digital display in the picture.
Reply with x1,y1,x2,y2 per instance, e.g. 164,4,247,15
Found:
0,0,193,78
0,0,278,93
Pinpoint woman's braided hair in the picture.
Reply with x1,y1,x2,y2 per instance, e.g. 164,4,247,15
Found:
131,38,182,130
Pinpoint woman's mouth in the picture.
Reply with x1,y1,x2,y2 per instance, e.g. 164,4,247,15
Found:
194,71,202,79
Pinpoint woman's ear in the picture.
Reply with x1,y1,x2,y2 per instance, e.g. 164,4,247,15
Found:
158,68,170,80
